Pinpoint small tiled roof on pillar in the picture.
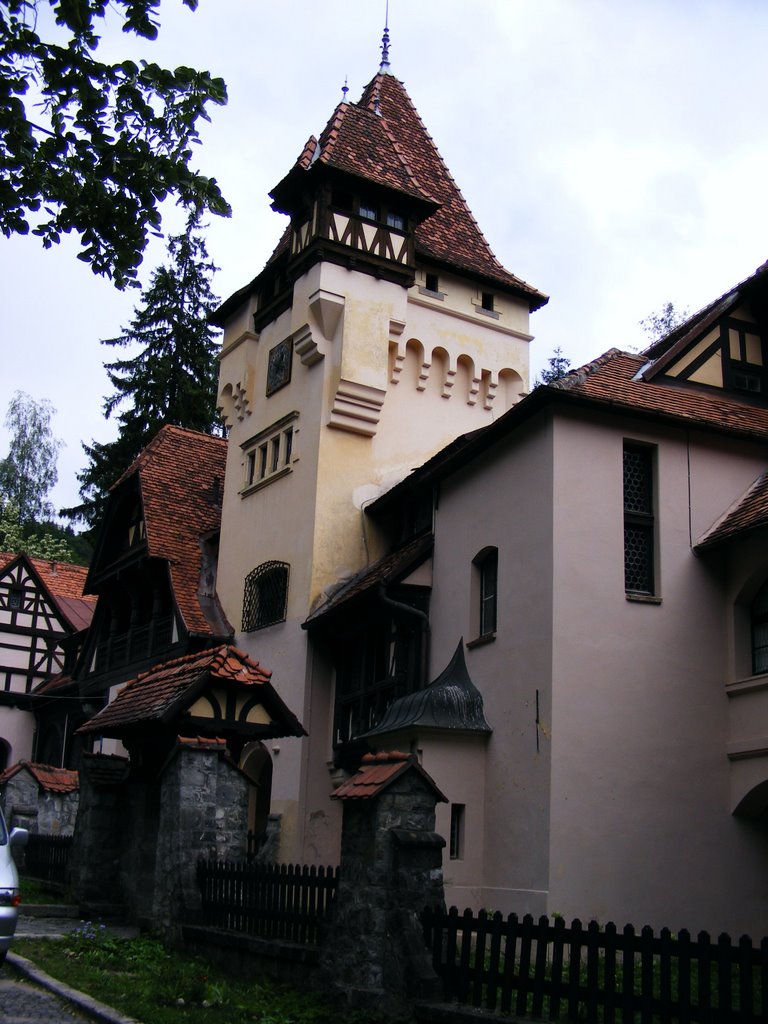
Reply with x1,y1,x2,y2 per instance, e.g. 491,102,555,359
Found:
0,761,79,794
332,751,447,802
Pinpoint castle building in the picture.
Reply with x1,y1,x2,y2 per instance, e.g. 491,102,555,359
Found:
212,50,547,864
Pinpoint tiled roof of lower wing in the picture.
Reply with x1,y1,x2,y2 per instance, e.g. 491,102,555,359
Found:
76,644,304,739
552,349,768,439
303,533,433,627
695,470,768,551
0,553,95,631
0,761,79,793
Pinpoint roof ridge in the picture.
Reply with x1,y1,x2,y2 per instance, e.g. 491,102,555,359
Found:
551,348,638,389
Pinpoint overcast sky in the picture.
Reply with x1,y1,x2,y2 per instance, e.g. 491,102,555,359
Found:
2,0,768,519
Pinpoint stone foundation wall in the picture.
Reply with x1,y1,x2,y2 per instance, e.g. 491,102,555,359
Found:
0,773,78,834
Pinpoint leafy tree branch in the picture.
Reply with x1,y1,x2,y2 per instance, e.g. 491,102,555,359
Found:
0,0,230,288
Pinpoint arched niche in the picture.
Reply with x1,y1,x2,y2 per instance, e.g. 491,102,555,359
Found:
240,741,274,839
498,367,525,411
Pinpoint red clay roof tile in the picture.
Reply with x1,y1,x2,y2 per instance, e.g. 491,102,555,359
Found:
0,761,79,793
77,644,304,740
0,553,95,632
103,426,229,637
695,470,768,550
332,750,446,802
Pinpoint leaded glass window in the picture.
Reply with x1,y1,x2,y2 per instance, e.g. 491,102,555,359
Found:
242,561,289,632
751,579,768,674
623,444,655,594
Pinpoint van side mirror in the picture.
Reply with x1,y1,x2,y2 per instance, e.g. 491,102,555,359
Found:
9,828,28,849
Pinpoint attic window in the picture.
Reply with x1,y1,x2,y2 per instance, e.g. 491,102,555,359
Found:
359,202,378,221
425,273,439,292
9,586,23,611
386,211,405,230
481,292,495,312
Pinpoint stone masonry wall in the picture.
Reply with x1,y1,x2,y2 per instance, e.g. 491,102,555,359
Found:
0,773,78,834
154,744,249,937
320,769,445,1018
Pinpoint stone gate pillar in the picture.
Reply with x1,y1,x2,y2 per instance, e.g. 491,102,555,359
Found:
319,751,446,1018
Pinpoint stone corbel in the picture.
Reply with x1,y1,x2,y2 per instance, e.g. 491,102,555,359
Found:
442,367,456,399
483,372,498,411
468,375,481,406
292,322,324,367
309,288,345,340
329,379,386,436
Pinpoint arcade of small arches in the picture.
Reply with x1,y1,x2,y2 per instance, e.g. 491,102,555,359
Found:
389,338,525,412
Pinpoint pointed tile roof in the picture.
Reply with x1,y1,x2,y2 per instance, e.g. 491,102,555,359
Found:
0,761,79,794
76,644,305,740
361,641,491,739
0,553,95,632
92,425,230,638
216,69,546,322
331,750,446,802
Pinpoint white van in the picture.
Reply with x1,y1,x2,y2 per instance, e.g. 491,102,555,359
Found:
0,807,28,963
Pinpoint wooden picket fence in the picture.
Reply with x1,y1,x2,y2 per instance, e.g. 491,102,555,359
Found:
23,832,72,886
421,907,768,1023
196,859,338,945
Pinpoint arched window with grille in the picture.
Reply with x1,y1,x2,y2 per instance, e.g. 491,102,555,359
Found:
242,561,289,632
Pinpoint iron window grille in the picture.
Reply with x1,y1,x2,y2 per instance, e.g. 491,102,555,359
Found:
623,443,655,594
242,561,290,632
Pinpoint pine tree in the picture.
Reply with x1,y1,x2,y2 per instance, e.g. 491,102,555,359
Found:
535,347,572,386
67,217,224,527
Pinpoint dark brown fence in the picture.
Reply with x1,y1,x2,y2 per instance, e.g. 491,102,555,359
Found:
421,908,768,1023
23,833,72,886
196,859,338,945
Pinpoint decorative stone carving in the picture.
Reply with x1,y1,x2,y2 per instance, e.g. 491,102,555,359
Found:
329,380,386,436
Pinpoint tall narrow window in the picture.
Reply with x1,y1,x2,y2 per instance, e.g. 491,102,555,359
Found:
623,443,655,595
471,546,498,641
450,804,465,860
751,579,768,674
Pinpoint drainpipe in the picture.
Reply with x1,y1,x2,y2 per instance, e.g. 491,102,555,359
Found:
376,584,430,688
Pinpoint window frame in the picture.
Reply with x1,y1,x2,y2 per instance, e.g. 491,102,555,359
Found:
242,561,290,632
241,412,299,496
623,441,657,598
469,546,498,645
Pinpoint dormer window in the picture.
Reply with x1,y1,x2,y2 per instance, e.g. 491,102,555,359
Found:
386,211,405,230
359,202,378,221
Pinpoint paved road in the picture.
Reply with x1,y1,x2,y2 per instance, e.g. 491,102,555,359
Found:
0,964,94,1023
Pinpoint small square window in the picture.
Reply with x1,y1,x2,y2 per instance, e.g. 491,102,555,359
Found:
425,272,439,293
481,292,495,312
386,211,405,230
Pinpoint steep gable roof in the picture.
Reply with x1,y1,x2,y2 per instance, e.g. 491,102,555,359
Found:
77,644,305,740
0,552,95,632
91,425,229,638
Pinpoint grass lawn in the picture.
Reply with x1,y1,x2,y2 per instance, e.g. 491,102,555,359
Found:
13,928,368,1024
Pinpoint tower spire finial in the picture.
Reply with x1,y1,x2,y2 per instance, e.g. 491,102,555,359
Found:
379,0,391,73
341,75,349,102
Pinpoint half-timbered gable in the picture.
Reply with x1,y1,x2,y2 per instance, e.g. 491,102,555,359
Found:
0,554,93,768
641,260,768,397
